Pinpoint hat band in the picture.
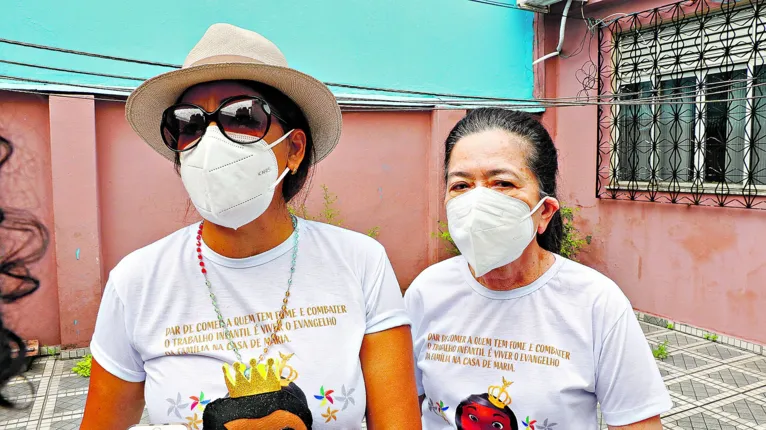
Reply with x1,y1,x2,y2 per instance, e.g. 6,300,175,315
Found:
186,54,269,68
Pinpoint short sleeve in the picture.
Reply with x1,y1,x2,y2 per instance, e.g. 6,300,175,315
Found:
90,277,146,383
596,307,672,426
362,246,411,334
403,286,425,395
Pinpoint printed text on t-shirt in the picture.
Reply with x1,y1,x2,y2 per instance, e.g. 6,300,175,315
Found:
162,304,348,355
424,332,572,371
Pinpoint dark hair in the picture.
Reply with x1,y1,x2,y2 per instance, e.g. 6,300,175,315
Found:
444,108,563,254
173,80,315,204
0,135,49,408
202,382,313,429
455,393,519,430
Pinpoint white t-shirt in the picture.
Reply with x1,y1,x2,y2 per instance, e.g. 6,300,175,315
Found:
91,219,409,429
405,255,671,430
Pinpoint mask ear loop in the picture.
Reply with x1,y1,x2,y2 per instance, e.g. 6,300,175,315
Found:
265,129,295,150
268,167,292,192
266,129,296,192
522,196,552,220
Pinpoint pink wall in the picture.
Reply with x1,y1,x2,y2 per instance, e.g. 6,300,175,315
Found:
49,95,104,347
0,92,60,345
308,111,432,288
541,1,766,344
96,101,194,275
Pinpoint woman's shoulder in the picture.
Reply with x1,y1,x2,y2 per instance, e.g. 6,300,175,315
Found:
554,257,631,313
110,224,196,279
300,219,386,254
408,256,465,295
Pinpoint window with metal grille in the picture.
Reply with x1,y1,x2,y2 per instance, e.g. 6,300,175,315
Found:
596,0,766,208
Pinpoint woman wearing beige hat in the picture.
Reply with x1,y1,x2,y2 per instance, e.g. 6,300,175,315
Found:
81,23,419,429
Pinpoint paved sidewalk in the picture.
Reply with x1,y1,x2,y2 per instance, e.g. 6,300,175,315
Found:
1,320,765,429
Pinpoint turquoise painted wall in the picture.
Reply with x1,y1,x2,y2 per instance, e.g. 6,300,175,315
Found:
0,0,534,100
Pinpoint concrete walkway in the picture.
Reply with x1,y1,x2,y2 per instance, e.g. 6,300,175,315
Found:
1,320,765,429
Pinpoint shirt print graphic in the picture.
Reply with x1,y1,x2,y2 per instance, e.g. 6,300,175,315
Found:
160,304,351,429
200,353,313,430
432,377,558,430
424,332,571,430
454,377,519,430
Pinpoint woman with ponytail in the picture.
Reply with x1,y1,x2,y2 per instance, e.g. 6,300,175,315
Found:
404,109,670,429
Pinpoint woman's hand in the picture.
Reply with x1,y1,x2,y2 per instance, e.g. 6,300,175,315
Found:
360,325,421,429
81,358,145,429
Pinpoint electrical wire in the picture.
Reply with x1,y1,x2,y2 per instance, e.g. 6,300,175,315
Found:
5,71,766,109
2,65,760,105
3,34,748,104
0,38,179,69
0,59,148,81
2,38,765,107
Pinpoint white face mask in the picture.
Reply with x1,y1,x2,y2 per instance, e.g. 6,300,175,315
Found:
180,125,293,230
446,187,550,277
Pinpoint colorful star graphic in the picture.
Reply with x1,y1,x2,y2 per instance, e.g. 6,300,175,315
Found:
523,416,537,429
189,392,211,411
314,386,335,406
185,413,202,430
322,406,339,423
438,400,449,412
427,398,451,424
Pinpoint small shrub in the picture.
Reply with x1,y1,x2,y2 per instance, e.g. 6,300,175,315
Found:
72,354,92,378
652,340,670,360
288,184,380,238
366,226,381,239
559,205,592,262
667,323,674,330
433,221,460,255
704,333,719,342
41,345,60,356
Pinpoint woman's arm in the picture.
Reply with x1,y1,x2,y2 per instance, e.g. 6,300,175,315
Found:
81,359,145,429
608,415,663,429
361,325,421,429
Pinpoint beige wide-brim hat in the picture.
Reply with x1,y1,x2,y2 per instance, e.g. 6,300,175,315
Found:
126,23,342,164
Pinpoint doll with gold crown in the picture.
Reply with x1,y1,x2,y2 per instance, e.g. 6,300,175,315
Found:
454,377,519,430
202,353,312,430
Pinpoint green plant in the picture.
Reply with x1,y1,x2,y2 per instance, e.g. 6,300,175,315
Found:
41,345,60,356
667,323,675,330
72,354,93,378
704,333,719,342
433,221,460,255
366,226,381,239
652,340,670,360
288,184,380,238
559,205,592,261
433,204,592,260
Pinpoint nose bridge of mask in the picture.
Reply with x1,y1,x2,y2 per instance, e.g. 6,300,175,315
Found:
456,187,536,219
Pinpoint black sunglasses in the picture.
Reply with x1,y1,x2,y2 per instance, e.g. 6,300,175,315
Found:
160,95,287,152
